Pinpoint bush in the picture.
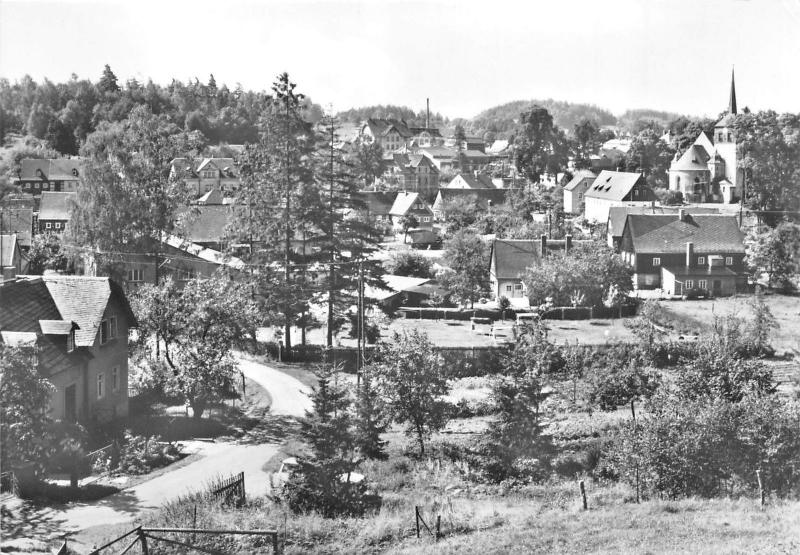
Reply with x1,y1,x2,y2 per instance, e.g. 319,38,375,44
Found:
599,392,800,499
115,432,182,475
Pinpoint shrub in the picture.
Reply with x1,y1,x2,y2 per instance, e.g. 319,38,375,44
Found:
116,432,181,475
600,392,800,499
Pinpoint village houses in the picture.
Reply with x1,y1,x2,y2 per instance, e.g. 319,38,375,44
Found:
0,274,137,423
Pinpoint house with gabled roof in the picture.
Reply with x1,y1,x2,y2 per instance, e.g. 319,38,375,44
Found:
12,158,82,196
361,119,415,152
584,170,655,223
0,275,137,422
169,157,240,197
606,205,720,250
389,192,434,231
619,210,746,294
383,153,439,196
563,170,596,214
354,191,397,224
38,191,77,234
489,235,590,301
445,172,496,190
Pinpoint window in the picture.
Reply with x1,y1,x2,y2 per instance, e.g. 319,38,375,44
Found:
46,222,52,229
633,189,639,198
685,279,694,289
697,256,705,265
111,367,119,392
100,319,113,344
202,170,216,179
718,133,724,141
422,216,430,222
505,285,512,293
727,133,732,142
578,193,583,200
97,372,105,399
652,257,661,267
698,279,707,290
725,256,733,265
109,316,118,339
127,267,144,282
514,283,523,291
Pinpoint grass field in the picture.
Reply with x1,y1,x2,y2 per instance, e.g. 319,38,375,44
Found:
659,293,800,355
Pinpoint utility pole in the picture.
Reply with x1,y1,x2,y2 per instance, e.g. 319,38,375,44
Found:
357,260,365,386
327,117,336,349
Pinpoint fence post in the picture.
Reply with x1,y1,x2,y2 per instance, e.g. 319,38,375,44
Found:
756,469,765,508
137,527,148,555
415,506,420,538
240,471,246,505
272,531,279,554
579,480,588,510
436,515,441,542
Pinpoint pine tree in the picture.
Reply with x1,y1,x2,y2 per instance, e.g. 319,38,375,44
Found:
354,367,388,460
314,114,384,347
98,64,120,94
285,364,374,517
229,73,320,356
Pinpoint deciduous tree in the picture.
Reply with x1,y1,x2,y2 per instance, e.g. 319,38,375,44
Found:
440,229,489,307
374,330,450,455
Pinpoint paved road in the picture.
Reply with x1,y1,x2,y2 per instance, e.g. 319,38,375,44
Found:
0,357,311,549
237,356,312,417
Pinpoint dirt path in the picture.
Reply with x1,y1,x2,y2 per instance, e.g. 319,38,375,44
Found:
0,357,312,552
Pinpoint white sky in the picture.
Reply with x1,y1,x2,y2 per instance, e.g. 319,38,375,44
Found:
1,0,799,119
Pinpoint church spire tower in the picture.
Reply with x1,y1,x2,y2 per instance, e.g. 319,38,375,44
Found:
728,67,737,115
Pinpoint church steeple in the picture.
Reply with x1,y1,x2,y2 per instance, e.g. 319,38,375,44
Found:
728,67,737,115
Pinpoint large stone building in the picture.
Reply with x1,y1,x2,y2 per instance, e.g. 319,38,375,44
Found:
668,71,742,203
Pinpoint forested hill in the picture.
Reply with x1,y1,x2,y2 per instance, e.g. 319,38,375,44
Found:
335,104,450,129
617,108,688,131
468,99,617,138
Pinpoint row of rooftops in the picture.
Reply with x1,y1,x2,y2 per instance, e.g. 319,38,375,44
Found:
12,158,82,182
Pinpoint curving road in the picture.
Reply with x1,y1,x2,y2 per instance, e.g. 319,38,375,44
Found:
0,357,311,550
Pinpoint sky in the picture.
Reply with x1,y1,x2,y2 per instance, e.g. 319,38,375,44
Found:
1,0,799,120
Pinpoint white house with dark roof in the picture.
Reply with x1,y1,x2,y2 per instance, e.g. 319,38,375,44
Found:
563,170,596,214
389,192,434,231
583,170,655,223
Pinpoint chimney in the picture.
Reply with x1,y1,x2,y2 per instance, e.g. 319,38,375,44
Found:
426,98,430,129
540,234,547,256
679,209,686,221
565,234,573,252
686,242,694,267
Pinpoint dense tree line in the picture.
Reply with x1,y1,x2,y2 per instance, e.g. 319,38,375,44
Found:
0,65,323,155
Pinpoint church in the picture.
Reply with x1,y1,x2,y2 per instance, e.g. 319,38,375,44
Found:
667,71,742,203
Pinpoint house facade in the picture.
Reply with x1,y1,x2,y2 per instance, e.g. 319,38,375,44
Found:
383,153,439,197
606,205,720,250
170,157,241,197
432,188,508,221
38,191,77,234
12,159,82,197
583,170,655,223
489,236,584,301
618,211,746,293
563,170,596,214
0,275,137,423
389,192,434,231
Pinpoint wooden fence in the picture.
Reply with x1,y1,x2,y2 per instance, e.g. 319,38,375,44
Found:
87,525,279,554
210,472,246,507
0,471,19,497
